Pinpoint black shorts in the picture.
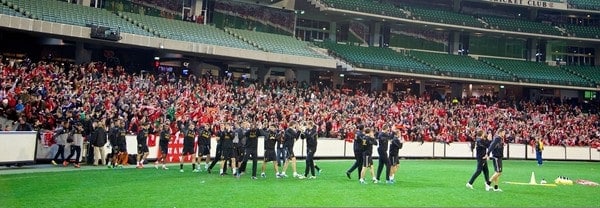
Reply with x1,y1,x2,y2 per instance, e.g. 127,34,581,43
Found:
182,144,195,155
137,145,149,154
264,150,276,162
389,155,399,166
235,148,244,161
197,145,210,156
221,148,234,160
159,144,168,155
491,157,503,173
112,146,120,153
362,152,373,167
285,146,295,158
119,146,127,153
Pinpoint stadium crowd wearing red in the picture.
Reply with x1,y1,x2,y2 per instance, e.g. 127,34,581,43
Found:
0,59,599,149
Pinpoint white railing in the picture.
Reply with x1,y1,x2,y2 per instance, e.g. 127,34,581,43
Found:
2,132,597,165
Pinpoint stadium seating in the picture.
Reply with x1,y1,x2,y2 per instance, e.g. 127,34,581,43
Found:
564,25,600,39
225,28,327,58
569,0,600,11
212,12,290,36
560,65,600,85
407,7,484,28
318,41,433,74
319,0,407,18
7,0,154,36
120,12,257,50
0,1,24,17
320,0,484,28
409,51,514,81
480,58,591,86
482,16,563,36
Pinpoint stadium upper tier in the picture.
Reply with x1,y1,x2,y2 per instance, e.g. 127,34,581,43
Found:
5,0,154,36
481,58,591,87
317,0,595,39
319,0,407,18
224,28,328,58
407,7,483,28
318,41,433,74
564,25,600,39
569,0,600,11
409,51,514,81
482,16,563,36
120,12,258,50
561,65,600,85
0,1,23,17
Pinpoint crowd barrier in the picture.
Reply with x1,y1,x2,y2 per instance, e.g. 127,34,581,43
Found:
2,132,599,165
0,132,37,165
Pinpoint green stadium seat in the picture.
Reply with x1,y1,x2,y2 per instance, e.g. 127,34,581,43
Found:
560,65,600,85
481,58,591,87
225,28,327,58
565,25,600,39
569,0,600,11
409,51,514,81
482,16,563,36
122,12,257,50
8,0,153,36
317,41,434,74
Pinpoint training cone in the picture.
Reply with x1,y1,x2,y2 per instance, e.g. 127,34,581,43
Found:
529,172,537,184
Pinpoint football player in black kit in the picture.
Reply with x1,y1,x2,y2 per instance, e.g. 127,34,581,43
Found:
155,123,172,170
195,124,212,172
240,121,260,179
233,122,246,176
136,122,151,169
218,123,237,176
375,125,393,184
388,127,403,184
485,129,506,192
260,123,280,178
179,121,197,173
466,130,492,191
298,121,318,179
112,120,128,168
207,123,228,174
346,124,365,180
359,128,377,184
281,121,301,178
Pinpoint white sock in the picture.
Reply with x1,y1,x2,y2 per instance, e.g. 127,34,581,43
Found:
141,159,145,164
294,172,298,175
282,172,286,175
373,177,377,181
220,169,224,174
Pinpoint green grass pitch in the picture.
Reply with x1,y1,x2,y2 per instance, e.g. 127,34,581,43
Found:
1,159,598,207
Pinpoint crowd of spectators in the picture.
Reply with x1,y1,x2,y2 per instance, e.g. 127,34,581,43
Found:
214,1,295,32
1,58,599,149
